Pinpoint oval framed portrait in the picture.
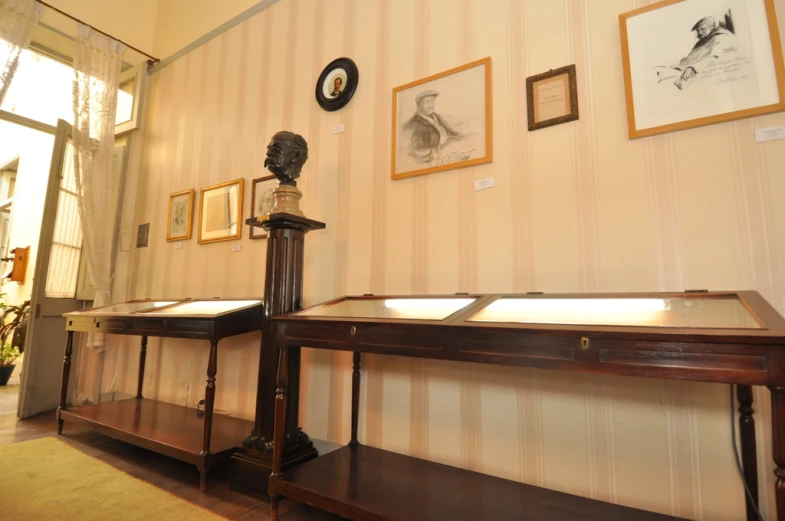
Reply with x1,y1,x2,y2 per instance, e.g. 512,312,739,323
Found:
315,57,359,111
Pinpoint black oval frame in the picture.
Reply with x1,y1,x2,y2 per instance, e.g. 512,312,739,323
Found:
315,57,359,112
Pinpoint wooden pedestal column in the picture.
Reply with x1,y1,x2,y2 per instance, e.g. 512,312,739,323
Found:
230,212,325,499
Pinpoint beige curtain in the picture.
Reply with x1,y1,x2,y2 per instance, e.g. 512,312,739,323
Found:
0,0,43,105
71,23,126,347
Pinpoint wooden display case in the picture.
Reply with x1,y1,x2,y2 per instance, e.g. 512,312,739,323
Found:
268,292,785,521
57,298,263,492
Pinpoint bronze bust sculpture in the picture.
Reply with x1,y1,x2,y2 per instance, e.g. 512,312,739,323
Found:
264,131,308,186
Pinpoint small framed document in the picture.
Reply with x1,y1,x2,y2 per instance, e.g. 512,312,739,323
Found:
526,65,579,131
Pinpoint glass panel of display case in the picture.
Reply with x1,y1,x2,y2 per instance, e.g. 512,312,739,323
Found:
140,299,262,316
296,297,476,320
468,295,763,328
75,301,179,315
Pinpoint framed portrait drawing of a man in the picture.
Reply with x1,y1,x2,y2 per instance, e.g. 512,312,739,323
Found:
197,179,244,244
526,65,579,131
167,189,194,242
249,175,277,239
620,0,785,139
315,57,359,112
392,57,493,181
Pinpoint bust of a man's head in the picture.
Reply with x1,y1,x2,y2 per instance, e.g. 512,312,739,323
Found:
264,131,308,185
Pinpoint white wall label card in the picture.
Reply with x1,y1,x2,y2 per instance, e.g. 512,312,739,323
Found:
756,125,785,143
231,245,242,252
174,242,183,249
331,124,345,134
474,177,495,191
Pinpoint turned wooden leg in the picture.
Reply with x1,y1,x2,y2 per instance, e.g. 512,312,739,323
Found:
770,386,785,521
199,339,218,492
136,336,148,399
350,352,361,447
57,331,75,435
270,345,289,521
737,385,759,521
199,467,207,494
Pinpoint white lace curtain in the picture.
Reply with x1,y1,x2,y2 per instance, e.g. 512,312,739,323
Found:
0,0,43,105
72,23,125,346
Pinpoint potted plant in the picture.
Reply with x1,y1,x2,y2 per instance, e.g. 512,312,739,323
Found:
0,343,20,385
0,299,29,386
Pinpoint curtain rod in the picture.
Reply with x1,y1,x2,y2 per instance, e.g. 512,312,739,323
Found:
36,0,159,63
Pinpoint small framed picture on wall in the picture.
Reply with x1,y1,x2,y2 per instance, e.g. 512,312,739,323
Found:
198,179,244,244
526,65,579,131
249,175,277,239
167,189,194,241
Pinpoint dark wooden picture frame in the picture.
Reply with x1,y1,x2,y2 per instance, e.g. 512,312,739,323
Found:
526,64,579,131
249,175,277,239
315,57,359,112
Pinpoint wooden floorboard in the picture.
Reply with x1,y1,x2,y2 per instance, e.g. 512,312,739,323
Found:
0,385,341,521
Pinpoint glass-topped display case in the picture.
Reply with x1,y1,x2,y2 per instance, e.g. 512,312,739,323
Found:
288,292,775,332
63,298,264,337
268,291,785,521
58,298,263,493
65,298,262,319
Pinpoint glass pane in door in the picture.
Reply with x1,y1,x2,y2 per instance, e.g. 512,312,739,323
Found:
45,142,82,298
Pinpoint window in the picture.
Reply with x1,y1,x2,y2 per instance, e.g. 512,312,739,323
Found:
0,43,135,131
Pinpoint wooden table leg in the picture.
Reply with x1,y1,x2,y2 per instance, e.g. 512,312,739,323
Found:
737,385,759,521
57,331,75,435
270,345,289,521
770,386,785,520
199,339,219,493
137,336,148,399
350,352,361,447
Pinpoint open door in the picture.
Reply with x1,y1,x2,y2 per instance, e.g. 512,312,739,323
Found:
18,120,85,418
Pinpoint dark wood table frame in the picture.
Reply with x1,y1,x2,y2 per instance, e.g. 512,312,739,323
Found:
267,291,785,521
57,300,262,492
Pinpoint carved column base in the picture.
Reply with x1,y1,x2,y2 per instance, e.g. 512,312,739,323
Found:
229,442,318,500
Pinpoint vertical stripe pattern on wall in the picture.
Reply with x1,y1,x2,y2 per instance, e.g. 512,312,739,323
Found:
364,0,391,449
407,0,430,462
327,0,357,445
298,0,326,431
99,1,785,518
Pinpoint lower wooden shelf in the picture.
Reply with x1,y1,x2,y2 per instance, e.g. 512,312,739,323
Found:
58,398,252,467
272,444,687,521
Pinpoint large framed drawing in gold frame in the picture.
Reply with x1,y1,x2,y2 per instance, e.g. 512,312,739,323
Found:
620,0,785,139
391,57,493,181
197,178,244,244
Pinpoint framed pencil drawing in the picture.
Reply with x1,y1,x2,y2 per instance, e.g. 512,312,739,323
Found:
526,65,579,131
620,0,785,139
167,189,194,242
392,57,493,181
198,178,244,244
249,175,277,239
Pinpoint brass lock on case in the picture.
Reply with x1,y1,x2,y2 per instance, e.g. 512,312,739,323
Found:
580,337,590,351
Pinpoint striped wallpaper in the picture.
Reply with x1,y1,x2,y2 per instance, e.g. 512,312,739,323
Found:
89,0,785,518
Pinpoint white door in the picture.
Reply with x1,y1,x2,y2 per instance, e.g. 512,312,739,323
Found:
18,120,85,418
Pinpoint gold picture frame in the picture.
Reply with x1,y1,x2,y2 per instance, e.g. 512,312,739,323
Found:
249,175,277,239
392,57,493,181
620,0,785,139
526,65,579,131
166,189,194,242
197,178,244,244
